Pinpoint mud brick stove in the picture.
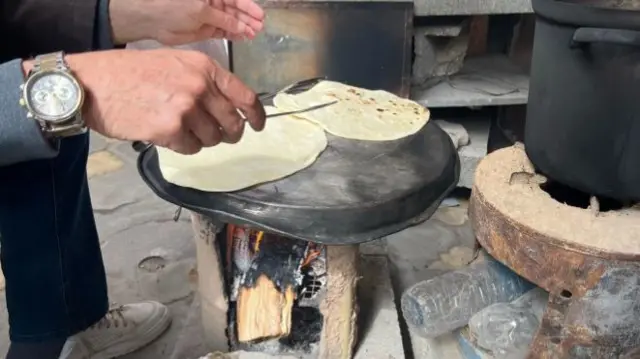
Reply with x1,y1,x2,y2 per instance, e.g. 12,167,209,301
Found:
135,119,459,358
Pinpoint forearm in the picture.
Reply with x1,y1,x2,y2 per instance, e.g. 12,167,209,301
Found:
2,0,115,56
0,60,58,167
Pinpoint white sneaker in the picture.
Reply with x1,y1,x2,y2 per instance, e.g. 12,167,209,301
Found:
59,301,172,359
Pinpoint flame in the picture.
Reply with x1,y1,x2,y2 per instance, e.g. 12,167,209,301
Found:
302,247,321,267
254,231,264,252
228,226,321,268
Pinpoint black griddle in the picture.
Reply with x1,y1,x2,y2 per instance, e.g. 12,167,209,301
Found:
136,121,459,245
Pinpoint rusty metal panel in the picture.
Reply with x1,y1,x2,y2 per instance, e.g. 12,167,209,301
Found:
230,1,413,98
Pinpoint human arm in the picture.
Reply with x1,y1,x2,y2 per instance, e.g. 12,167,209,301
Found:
2,0,264,58
0,49,266,167
1,0,110,57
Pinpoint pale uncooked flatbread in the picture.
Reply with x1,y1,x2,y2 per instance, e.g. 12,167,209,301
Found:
157,106,328,192
273,81,430,141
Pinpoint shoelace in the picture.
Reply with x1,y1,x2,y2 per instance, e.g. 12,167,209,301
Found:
89,305,129,329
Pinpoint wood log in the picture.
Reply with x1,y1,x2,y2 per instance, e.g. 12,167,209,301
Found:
236,274,296,343
318,244,360,359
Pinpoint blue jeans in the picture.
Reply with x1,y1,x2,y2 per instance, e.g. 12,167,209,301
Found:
0,133,108,342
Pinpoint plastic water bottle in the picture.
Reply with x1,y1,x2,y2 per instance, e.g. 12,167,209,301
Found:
468,288,548,358
401,250,535,339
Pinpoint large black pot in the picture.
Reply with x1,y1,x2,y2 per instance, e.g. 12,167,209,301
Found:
526,0,640,201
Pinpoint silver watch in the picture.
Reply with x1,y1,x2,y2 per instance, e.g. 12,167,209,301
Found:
19,51,86,138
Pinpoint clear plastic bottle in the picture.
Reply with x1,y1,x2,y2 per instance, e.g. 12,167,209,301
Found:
401,250,535,339
468,288,548,359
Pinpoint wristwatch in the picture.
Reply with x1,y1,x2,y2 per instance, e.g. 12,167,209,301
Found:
19,51,86,138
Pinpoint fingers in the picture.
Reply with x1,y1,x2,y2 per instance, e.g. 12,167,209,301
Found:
224,0,265,21
169,131,203,155
211,66,266,131
199,88,246,143
186,106,224,146
204,0,264,37
197,5,249,36
222,6,264,33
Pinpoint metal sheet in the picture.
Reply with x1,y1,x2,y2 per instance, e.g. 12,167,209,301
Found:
231,1,413,97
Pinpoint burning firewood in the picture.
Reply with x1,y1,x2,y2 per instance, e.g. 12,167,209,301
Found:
228,228,312,343
236,274,296,342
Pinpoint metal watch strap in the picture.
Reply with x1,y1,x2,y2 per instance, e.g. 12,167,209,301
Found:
33,51,67,72
33,52,87,137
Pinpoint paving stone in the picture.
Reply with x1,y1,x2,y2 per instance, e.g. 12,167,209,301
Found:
89,131,111,153
355,256,405,359
87,150,124,178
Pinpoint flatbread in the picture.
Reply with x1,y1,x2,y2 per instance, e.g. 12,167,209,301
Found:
157,106,328,192
273,81,430,141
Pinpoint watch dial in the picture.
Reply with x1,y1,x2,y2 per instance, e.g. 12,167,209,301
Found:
28,73,80,121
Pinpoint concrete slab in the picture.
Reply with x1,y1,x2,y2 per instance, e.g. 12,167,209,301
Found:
413,0,532,17
411,56,529,109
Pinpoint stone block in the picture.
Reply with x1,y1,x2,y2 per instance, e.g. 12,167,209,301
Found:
457,119,490,189
435,120,470,150
412,21,470,86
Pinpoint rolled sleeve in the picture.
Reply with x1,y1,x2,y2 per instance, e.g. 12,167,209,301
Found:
0,59,59,167
95,0,116,50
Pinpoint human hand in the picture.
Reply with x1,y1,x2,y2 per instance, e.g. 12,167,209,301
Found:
109,0,265,45
67,49,266,154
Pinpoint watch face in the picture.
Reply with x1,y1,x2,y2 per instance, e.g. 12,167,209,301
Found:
26,71,82,122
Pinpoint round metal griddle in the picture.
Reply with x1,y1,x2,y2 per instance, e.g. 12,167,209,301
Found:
137,121,459,244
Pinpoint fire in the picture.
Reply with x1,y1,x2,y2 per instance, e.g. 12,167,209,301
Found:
302,244,321,267
227,226,321,268
254,231,264,252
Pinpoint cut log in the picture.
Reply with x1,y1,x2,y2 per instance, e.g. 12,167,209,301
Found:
236,274,296,343
318,245,359,359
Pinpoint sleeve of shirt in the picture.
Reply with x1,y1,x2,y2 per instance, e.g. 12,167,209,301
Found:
94,0,117,50
0,59,59,167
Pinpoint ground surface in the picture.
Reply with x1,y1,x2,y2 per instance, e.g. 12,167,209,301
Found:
0,133,474,359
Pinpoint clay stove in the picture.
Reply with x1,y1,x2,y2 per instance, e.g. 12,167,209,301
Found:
469,145,640,359
135,119,459,358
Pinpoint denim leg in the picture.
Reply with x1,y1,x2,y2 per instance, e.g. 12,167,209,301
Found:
6,338,67,359
0,133,108,342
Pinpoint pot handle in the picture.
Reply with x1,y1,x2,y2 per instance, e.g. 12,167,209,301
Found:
571,27,640,48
